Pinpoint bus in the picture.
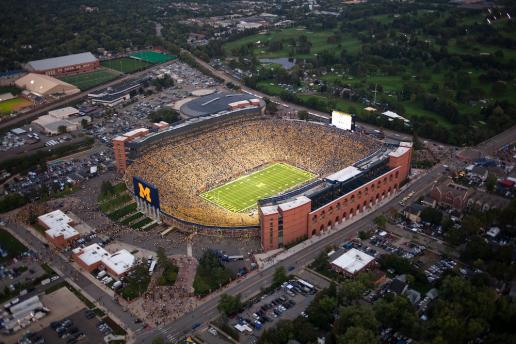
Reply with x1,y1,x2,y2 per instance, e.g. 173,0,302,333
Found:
222,255,244,262
296,278,314,291
148,260,157,275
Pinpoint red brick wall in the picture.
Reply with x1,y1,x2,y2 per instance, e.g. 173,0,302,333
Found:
308,166,402,237
74,256,101,272
113,140,127,174
42,60,100,76
280,201,311,246
45,232,79,249
260,211,279,252
388,149,412,181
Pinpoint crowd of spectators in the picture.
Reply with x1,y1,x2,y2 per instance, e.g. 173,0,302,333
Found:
125,118,380,227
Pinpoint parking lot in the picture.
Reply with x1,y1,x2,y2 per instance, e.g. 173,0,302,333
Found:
2,149,112,198
28,309,107,344
231,279,317,344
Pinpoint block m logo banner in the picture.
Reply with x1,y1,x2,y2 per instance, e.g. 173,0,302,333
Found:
133,177,160,208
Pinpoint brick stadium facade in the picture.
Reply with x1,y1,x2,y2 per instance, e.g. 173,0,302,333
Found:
26,52,99,76
259,143,412,251
38,60,99,76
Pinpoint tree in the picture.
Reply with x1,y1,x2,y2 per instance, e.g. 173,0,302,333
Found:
420,207,443,225
99,181,114,198
413,132,424,150
292,317,318,343
258,320,294,344
298,110,309,121
306,293,337,330
148,108,179,124
151,336,165,344
374,294,421,337
272,266,288,287
334,304,378,338
337,326,378,344
339,279,368,305
265,99,278,115
374,215,387,229
217,293,242,317
156,247,167,266
58,125,67,134
486,173,497,192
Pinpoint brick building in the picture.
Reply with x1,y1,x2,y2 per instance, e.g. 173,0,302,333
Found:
113,128,150,173
25,52,99,76
38,210,80,248
430,180,471,210
259,143,413,252
72,244,135,277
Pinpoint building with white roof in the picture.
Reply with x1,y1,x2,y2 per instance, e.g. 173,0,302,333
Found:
331,248,375,275
38,210,80,248
32,106,90,135
73,244,135,277
25,52,99,76
15,73,80,97
326,166,362,183
381,110,410,123
1,296,49,333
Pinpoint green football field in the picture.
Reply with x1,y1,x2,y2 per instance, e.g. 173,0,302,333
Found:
201,163,316,213
58,69,120,90
0,97,31,114
101,57,152,73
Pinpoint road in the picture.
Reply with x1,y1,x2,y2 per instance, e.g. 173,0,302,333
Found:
0,223,141,335
138,163,446,343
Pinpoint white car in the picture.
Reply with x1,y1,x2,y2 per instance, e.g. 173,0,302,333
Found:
208,327,217,336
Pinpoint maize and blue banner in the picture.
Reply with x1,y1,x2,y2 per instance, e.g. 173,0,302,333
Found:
133,176,160,209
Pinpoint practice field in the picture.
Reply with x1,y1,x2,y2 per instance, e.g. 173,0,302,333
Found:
0,97,31,114
59,69,120,90
101,57,152,73
129,51,177,64
201,163,316,213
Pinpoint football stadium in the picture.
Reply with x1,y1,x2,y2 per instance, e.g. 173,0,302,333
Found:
120,94,412,251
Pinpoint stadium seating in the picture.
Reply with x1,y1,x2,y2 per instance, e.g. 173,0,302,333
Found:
125,119,380,227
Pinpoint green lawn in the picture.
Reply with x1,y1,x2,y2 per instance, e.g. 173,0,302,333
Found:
101,57,152,73
0,228,26,263
256,80,286,96
59,69,120,90
201,162,316,213
0,97,31,114
224,27,361,59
